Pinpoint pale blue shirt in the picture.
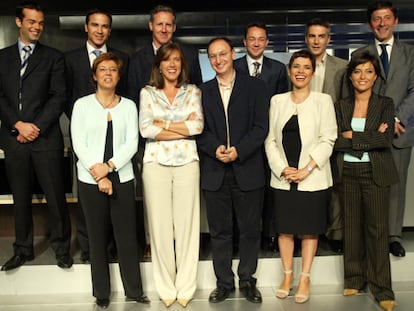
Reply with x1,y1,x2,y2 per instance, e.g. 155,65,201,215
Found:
344,117,370,162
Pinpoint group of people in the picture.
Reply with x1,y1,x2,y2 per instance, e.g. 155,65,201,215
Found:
0,1,412,311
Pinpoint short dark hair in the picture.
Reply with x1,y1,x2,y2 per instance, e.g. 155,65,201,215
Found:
207,36,234,54
149,42,189,89
150,4,176,23
347,50,380,78
244,22,267,38
91,52,123,86
85,8,112,27
367,1,397,23
306,18,331,35
288,49,316,72
16,1,42,21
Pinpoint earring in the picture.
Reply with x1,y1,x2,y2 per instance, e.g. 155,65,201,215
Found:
159,69,162,74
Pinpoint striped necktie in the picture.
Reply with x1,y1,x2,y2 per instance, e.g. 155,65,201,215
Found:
253,61,261,78
20,45,31,76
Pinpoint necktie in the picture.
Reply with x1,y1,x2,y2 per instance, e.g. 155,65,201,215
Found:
379,44,389,78
93,50,103,57
20,45,31,77
253,61,261,78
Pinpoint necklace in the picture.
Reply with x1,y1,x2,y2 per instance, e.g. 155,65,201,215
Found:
96,94,117,109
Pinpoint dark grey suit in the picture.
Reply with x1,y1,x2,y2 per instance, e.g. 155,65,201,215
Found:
353,40,414,243
334,93,398,302
0,42,71,257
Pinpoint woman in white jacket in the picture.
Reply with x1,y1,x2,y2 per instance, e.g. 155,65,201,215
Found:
265,50,337,303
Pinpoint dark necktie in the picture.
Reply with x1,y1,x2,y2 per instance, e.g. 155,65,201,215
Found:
253,61,261,78
20,45,31,77
379,44,389,78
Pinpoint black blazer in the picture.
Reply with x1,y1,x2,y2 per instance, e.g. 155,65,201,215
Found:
0,42,66,152
127,41,203,105
233,55,288,99
64,46,129,118
334,93,399,187
197,72,269,191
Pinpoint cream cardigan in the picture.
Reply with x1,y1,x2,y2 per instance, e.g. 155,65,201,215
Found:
265,91,337,191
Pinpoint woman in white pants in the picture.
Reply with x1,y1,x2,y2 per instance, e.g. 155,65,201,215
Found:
139,42,203,308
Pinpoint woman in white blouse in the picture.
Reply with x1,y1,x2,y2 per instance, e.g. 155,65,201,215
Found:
139,42,204,308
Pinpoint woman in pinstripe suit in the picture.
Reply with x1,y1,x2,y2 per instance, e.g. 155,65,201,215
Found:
334,51,398,311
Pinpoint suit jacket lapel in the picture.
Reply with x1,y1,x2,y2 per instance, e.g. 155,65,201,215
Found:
365,93,380,130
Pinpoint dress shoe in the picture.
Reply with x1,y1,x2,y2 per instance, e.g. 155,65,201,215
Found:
209,287,231,303
177,298,191,307
1,254,34,271
328,239,343,254
135,295,151,304
389,241,405,257
379,300,398,311
343,288,359,296
161,299,175,307
240,282,262,303
56,254,73,268
96,298,110,308
80,251,90,263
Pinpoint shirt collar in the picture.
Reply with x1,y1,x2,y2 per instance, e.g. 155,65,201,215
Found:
216,69,236,88
246,54,264,68
86,41,107,55
374,35,394,48
18,39,36,53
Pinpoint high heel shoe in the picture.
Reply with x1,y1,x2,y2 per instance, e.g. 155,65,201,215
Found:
294,272,310,304
161,299,176,308
275,269,293,299
343,288,359,296
177,298,191,308
379,300,398,311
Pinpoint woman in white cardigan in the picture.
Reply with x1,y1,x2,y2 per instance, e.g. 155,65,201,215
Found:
265,50,337,303
71,52,149,308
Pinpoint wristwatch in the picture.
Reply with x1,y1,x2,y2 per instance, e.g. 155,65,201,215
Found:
306,165,314,173
106,162,114,173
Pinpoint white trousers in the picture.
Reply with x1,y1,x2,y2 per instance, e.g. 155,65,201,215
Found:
142,161,200,300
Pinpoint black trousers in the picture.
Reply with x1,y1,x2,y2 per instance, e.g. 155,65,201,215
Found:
5,146,71,257
204,169,264,289
79,177,143,299
339,162,394,302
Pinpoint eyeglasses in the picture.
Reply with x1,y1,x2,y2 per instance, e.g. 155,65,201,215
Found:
97,67,119,73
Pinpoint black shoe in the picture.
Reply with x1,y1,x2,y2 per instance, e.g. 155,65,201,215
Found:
328,239,343,254
128,294,151,304
1,254,34,271
56,254,74,268
390,241,405,257
80,251,90,263
96,298,110,308
240,282,262,303
209,287,231,303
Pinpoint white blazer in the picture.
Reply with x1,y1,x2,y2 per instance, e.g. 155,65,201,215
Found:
265,91,337,191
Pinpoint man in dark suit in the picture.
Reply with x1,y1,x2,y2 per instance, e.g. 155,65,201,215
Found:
197,37,269,304
127,4,202,257
353,1,414,257
234,22,288,252
305,17,349,253
64,8,129,262
0,1,72,271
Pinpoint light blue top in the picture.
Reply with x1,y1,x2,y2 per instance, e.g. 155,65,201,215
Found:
344,118,370,162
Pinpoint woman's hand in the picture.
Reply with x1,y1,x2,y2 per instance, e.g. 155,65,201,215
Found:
342,130,353,139
98,177,113,195
288,167,311,183
89,163,109,181
377,122,388,133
